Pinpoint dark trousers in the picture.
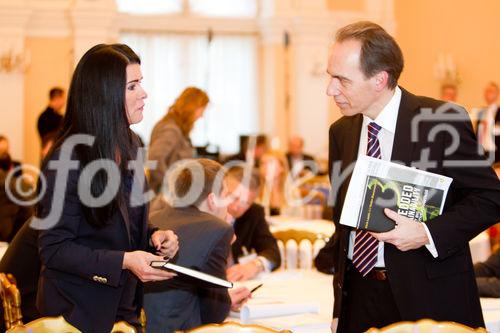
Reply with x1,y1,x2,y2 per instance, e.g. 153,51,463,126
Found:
338,263,401,333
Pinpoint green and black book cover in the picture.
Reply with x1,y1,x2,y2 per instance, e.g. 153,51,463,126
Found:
357,176,443,232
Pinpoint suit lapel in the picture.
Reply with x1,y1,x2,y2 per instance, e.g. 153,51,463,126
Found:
391,88,420,166
337,114,363,206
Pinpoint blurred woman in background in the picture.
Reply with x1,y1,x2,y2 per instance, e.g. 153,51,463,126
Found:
258,150,291,216
148,87,209,193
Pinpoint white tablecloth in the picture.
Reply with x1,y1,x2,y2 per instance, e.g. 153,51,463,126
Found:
471,231,492,264
0,242,8,260
230,270,500,333
229,270,333,332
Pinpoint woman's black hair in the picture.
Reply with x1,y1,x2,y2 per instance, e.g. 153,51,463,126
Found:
41,43,141,228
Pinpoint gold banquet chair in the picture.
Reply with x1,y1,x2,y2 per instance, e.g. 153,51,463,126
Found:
272,229,329,269
6,316,81,333
7,317,135,333
364,319,488,333
0,273,22,330
111,320,137,333
174,321,292,333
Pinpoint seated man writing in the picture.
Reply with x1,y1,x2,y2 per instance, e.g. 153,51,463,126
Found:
226,167,281,281
144,159,251,332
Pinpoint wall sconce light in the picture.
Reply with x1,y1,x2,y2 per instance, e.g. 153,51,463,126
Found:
0,48,30,74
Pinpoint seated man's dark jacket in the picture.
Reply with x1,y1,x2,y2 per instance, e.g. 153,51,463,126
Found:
0,170,34,241
144,204,233,333
0,220,41,325
231,203,281,270
475,248,500,297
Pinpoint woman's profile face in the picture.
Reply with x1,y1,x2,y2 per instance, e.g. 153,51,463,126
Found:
125,63,147,125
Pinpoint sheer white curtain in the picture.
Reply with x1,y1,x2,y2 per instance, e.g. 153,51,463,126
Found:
189,0,257,17
121,32,258,153
117,0,257,17
117,0,183,14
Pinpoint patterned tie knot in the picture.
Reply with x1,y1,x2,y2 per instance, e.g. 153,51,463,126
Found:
368,122,381,138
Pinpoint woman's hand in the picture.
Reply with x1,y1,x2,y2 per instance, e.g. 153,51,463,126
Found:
151,230,179,258
123,251,176,282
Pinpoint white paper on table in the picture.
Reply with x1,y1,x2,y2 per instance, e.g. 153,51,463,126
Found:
233,300,320,323
481,298,500,311
252,313,331,331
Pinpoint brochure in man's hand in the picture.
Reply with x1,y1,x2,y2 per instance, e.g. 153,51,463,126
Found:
150,261,233,288
340,156,453,232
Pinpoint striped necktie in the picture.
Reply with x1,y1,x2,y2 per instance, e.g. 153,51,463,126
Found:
352,122,382,276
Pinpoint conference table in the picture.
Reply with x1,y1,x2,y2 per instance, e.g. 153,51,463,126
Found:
230,269,500,333
229,219,495,332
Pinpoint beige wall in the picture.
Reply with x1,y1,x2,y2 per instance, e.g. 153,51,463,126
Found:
395,0,500,111
23,37,72,167
326,0,364,12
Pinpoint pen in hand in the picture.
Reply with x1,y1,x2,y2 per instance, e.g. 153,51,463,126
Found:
250,283,263,294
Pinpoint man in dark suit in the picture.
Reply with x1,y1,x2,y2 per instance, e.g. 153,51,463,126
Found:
37,87,65,156
224,134,268,168
0,220,40,328
476,82,500,164
286,135,316,177
326,22,500,333
225,167,281,281
144,159,251,333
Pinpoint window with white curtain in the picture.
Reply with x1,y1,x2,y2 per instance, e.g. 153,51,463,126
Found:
117,0,183,14
121,32,259,153
189,0,257,17
116,0,258,17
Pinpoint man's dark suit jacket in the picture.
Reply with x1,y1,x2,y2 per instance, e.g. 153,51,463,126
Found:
475,249,500,297
232,203,281,270
144,205,233,333
0,170,33,242
476,106,500,163
37,152,152,333
329,88,500,328
37,107,63,146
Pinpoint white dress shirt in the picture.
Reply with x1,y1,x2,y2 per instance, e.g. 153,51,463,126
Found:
346,87,438,267
478,103,498,152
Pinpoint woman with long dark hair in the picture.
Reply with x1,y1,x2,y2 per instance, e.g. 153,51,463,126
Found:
36,44,178,333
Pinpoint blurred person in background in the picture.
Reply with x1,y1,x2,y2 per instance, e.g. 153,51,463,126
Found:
148,87,209,194
258,150,290,216
0,135,32,241
476,82,500,163
37,87,65,156
225,166,281,281
224,134,268,168
286,135,316,177
0,135,22,174
440,83,458,102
